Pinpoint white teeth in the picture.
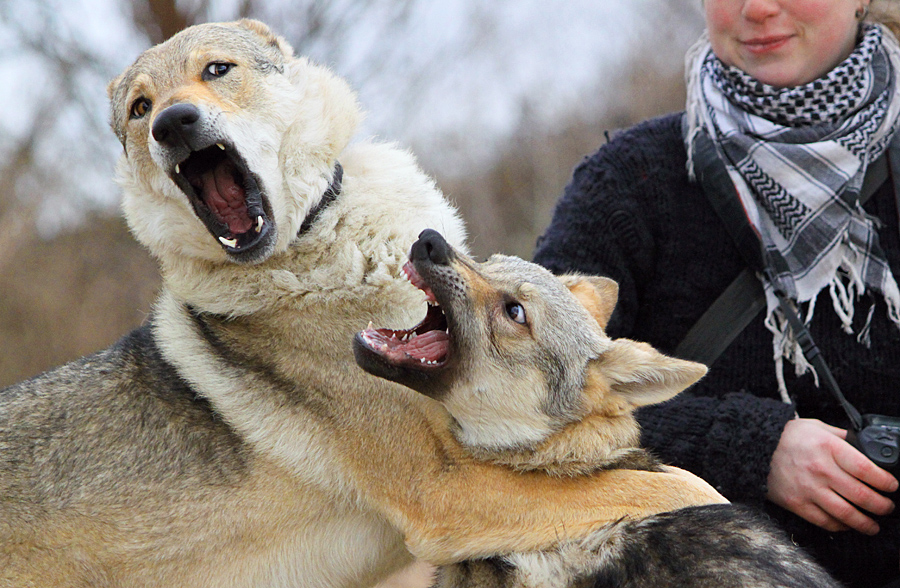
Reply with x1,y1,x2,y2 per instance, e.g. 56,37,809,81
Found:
255,216,264,233
217,143,226,150
219,236,238,248
175,164,180,174
367,321,374,330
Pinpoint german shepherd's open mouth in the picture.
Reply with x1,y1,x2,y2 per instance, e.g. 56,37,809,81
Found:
170,142,273,258
355,260,451,376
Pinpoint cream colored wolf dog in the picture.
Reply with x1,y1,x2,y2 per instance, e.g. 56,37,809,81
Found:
0,20,726,588
355,230,839,588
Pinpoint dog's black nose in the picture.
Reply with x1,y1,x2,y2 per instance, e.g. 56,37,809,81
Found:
411,229,453,266
152,103,202,147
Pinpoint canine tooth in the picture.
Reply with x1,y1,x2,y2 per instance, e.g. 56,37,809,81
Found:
175,164,180,174
255,216,264,233
218,236,238,248
367,321,374,330
217,143,226,150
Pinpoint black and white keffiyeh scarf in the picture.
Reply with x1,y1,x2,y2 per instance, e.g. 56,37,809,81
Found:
684,24,900,402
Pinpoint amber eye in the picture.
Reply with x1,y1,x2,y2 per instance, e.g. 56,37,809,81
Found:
203,62,234,79
130,97,151,119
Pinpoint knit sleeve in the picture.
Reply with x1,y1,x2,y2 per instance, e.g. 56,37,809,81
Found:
534,113,796,504
637,393,796,502
533,129,657,336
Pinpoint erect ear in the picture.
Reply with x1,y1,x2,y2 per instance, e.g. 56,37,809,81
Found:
558,275,619,329
594,339,707,408
107,73,128,147
236,19,295,59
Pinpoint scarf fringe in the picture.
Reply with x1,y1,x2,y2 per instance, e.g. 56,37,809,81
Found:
766,306,817,405
767,266,900,403
685,25,900,405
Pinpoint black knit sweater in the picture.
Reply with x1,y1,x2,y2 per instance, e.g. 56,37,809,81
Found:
534,112,900,586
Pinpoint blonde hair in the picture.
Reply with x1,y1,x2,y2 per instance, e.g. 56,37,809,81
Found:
869,1,900,39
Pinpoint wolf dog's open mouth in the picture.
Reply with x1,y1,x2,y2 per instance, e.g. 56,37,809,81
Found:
171,143,273,258
356,261,451,371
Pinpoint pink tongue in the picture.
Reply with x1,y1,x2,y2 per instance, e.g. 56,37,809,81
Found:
199,161,252,235
367,329,449,363
403,330,449,362
403,262,436,301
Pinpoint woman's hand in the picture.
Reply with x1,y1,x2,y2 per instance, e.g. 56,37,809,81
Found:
766,418,899,534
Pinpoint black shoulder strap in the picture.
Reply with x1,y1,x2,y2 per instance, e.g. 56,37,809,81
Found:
675,268,766,365
675,118,890,366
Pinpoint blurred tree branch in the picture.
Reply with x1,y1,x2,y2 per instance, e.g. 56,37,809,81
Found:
132,0,205,45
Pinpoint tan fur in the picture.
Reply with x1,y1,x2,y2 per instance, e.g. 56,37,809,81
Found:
414,248,710,479
374,236,832,588
1,20,724,588
557,275,619,329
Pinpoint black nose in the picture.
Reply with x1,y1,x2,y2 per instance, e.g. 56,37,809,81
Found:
411,229,452,266
152,103,201,147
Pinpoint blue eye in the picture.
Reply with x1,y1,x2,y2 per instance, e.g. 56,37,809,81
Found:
506,302,526,324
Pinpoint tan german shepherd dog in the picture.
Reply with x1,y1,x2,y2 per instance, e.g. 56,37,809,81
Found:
355,229,840,588
0,20,725,587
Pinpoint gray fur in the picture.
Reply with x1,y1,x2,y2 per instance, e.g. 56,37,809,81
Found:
0,324,248,529
369,234,841,588
444,505,840,588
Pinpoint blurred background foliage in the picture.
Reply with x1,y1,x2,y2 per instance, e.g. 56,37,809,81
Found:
0,0,702,387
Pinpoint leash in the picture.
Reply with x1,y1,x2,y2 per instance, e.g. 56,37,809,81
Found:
297,161,343,238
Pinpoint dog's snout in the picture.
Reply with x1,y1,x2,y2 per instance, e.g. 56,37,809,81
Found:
411,229,452,266
152,103,202,147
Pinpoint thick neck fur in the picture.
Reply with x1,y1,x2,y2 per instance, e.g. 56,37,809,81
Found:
160,142,465,317
466,366,659,477
150,141,466,476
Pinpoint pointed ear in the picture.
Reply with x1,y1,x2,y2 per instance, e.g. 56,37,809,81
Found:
558,275,619,329
236,19,295,59
595,339,707,408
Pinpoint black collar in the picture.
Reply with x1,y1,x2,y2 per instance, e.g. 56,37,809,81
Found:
297,161,343,238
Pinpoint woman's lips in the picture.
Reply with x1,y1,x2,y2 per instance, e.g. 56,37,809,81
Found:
742,35,792,55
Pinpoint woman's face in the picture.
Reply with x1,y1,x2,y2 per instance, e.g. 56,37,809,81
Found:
705,0,865,87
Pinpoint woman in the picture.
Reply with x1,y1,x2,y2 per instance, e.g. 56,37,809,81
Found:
534,1,900,586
